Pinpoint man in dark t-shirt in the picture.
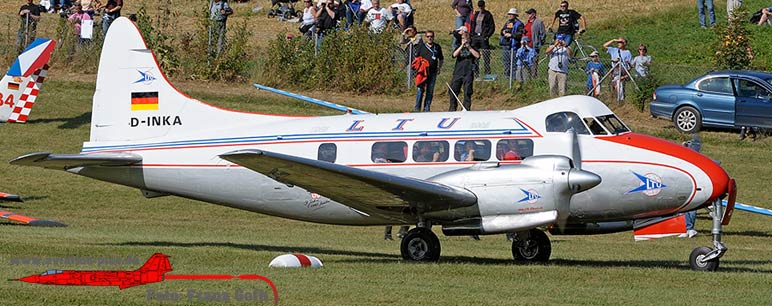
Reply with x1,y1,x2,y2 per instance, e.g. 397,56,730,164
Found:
448,27,479,111
17,0,41,53
548,0,586,47
413,30,444,112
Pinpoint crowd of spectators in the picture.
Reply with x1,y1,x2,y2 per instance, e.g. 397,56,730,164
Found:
16,0,122,53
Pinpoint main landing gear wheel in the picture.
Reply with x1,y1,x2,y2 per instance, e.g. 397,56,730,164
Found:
400,227,441,262
512,229,551,263
690,246,719,272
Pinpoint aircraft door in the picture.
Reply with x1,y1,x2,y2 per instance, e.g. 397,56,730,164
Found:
734,78,772,128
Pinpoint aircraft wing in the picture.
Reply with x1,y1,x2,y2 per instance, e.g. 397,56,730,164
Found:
10,152,142,170
0,192,23,202
723,200,772,217
220,149,478,215
0,210,67,227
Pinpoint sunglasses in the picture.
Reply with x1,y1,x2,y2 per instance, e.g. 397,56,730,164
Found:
560,5,567,7
426,35,434,38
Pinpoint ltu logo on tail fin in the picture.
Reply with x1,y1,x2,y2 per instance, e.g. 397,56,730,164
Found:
133,70,156,85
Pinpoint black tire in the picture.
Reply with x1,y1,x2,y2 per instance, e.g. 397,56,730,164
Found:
689,246,719,272
673,106,702,133
400,227,441,262
512,229,551,263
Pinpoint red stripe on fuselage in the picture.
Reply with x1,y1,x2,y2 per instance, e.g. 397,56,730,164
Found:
599,133,729,204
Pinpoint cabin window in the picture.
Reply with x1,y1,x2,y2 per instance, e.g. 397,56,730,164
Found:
412,141,450,162
545,112,590,134
596,114,630,134
584,117,608,135
697,77,733,95
317,143,337,163
454,140,491,161
496,139,534,161
372,141,408,163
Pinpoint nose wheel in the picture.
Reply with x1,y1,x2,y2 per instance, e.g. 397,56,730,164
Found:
400,227,441,262
511,229,552,262
689,199,728,272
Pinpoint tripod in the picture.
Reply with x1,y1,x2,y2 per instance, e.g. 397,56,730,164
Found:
586,51,639,101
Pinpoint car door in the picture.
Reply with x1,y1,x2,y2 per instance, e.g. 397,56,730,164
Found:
734,78,772,129
693,76,735,127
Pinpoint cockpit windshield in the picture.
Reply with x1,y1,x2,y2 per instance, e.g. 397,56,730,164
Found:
545,112,590,134
41,269,62,276
596,114,630,134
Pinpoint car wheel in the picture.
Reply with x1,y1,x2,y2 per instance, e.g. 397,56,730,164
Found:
673,106,702,134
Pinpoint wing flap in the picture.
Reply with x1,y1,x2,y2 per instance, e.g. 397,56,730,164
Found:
10,152,142,170
220,149,477,215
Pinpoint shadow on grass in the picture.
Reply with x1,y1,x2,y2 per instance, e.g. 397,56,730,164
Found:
103,241,401,259
26,112,91,129
105,241,772,273
723,230,772,238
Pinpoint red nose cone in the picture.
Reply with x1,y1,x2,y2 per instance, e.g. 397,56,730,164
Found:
601,133,730,202
18,275,40,283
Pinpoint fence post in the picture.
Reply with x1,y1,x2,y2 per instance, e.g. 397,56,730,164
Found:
406,42,412,89
508,48,513,90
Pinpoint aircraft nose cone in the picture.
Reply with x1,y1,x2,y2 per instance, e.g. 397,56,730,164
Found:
568,169,602,193
18,275,39,283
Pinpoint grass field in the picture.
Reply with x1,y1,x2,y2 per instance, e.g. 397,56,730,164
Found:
2,0,772,305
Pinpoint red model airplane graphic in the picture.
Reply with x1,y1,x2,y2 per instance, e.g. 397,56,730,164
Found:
17,253,171,289
14,253,279,305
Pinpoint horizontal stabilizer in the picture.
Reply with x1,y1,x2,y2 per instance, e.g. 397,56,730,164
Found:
723,200,772,217
0,211,67,227
10,152,142,170
633,215,686,241
220,149,477,216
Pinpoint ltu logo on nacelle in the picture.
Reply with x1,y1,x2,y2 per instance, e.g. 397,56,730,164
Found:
626,172,667,197
518,188,541,204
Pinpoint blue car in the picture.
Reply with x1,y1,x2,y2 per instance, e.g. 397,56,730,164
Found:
650,70,772,133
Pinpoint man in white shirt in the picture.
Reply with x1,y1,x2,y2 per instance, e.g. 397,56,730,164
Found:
365,0,393,32
390,0,411,30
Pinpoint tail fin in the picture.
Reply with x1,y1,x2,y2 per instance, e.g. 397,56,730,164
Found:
137,253,172,274
90,17,291,143
0,38,55,123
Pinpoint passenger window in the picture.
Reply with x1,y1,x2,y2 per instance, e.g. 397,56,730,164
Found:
734,79,770,99
596,114,630,134
496,139,534,161
412,141,449,162
454,140,491,161
372,141,407,163
545,112,590,134
698,77,732,94
317,143,337,163
584,117,608,135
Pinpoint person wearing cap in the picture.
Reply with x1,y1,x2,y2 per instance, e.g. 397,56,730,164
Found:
364,0,393,33
585,51,604,96
523,8,545,77
499,8,524,78
514,36,535,83
545,33,572,97
603,36,632,100
451,0,474,49
469,0,494,76
549,1,585,47
449,26,479,111
17,0,41,53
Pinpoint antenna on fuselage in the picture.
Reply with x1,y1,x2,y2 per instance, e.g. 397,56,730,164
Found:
445,82,468,112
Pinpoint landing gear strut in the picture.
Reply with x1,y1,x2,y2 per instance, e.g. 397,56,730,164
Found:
400,227,441,262
689,199,727,272
511,229,552,262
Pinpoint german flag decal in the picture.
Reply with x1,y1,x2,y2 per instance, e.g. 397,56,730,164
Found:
131,92,158,111
7,82,20,90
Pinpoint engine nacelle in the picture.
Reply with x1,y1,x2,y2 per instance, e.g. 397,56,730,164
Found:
432,156,600,235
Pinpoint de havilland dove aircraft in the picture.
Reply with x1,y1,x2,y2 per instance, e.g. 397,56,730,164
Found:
11,18,738,271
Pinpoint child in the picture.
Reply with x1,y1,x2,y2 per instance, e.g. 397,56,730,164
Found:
515,37,535,83
585,51,604,96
